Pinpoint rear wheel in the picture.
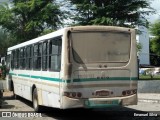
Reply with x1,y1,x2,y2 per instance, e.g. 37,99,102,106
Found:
32,88,40,112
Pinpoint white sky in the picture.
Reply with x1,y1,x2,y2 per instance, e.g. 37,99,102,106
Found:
147,0,160,23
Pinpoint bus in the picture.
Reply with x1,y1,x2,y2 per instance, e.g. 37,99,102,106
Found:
6,26,138,112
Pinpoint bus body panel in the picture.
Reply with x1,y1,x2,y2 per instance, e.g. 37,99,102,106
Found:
7,26,138,110
61,27,137,109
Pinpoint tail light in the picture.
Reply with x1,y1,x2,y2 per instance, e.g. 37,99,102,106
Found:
64,92,82,98
77,92,82,98
122,91,127,96
122,89,137,96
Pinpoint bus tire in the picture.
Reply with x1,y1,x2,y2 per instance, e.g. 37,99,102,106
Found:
32,88,40,112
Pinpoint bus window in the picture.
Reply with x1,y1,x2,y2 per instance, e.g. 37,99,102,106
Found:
19,47,26,69
71,31,130,63
11,51,15,69
49,37,62,72
33,43,42,70
42,41,48,71
6,54,11,72
26,46,33,70
15,49,20,69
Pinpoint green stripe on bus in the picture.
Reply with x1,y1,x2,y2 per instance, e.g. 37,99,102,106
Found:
18,74,30,77
9,72,137,83
40,76,61,82
10,72,62,82
10,73,17,76
73,77,137,82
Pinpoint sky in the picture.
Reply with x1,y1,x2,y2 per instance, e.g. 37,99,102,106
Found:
148,0,160,23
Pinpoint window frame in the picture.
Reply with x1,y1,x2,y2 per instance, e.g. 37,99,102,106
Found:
26,45,33,70
19,47,26,69
33,43,42,70
42,40,49,71
48,36,62,72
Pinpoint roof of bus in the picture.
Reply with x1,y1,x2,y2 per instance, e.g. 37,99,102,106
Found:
7,26,132,52
7,28,65,51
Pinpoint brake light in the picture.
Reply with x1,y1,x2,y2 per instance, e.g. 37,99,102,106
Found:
64,92,82,98
122,91,127,96
122,89,137,96
72,92,76,97
77,92,82,98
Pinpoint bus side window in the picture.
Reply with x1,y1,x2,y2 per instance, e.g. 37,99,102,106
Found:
33,43,42,70
6,54,11,72
26,46,33,70
42,41,48,71
49,37,62,72
38,43,42,70
15,49,20,69
11,51,15,69
20,47,26,69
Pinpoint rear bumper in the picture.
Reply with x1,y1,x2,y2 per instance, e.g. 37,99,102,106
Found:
61,94,137,109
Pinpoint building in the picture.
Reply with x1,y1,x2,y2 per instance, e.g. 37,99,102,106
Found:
136,25,150,66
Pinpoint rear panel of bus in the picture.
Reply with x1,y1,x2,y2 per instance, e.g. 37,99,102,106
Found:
61,26,138,109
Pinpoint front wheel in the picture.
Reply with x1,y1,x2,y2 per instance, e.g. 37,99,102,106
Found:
32,88,41,112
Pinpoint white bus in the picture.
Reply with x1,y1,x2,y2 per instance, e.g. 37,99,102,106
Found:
6,26,138,112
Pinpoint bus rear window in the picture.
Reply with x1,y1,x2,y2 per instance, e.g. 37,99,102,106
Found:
71,31,131,63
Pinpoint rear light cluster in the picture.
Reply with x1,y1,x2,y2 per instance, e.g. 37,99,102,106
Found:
64,92,82,98
122,89,137,96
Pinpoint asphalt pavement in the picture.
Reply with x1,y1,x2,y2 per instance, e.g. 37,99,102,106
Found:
138,93,160,103
138,80,160,103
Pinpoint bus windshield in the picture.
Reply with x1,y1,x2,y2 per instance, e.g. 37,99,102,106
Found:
70,31,131,63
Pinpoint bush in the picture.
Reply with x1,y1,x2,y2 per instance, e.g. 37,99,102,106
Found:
0,65,6,80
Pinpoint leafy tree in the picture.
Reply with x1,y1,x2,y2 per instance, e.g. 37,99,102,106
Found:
150,20,160,66
150,20,160,55
137,42,142,53
0,29,9,56
0,0,66,44
68,0,154,27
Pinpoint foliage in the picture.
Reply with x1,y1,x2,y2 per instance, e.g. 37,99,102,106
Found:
0,29,12,56
137,42,142,53
0,65,6,80
68,0,154,27
0,0,66,44
150,51,160,66
150,20,160,54
139,74,160,80
149,20,160,66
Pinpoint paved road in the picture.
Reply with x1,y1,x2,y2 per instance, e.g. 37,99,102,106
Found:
0,96,160,120
138,80,160,93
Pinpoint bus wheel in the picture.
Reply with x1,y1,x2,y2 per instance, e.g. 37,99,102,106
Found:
32,88,40,112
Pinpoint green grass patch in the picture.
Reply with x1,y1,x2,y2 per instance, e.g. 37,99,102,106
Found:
139,75,160,80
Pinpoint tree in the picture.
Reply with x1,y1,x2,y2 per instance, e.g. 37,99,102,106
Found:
150,20,160,55
150,20,160,66
0,29,10,56
0,0,66,44
68,0,154,27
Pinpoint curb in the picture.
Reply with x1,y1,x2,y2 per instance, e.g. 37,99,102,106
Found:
138,99,160,103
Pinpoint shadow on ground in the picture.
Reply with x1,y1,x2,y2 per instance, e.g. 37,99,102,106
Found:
1,95,160,120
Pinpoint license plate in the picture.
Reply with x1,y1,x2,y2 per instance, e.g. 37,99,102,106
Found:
96,91,109,96
85,100,119,107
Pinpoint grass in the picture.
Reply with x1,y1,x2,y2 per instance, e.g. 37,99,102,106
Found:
139,74,160,80
0,76,5,80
